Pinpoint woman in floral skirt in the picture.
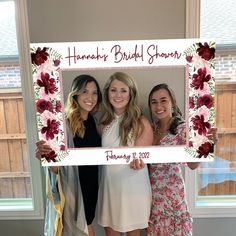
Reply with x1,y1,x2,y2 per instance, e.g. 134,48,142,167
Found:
145,83,217,236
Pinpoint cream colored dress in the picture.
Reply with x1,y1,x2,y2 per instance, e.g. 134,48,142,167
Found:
97,115,152,232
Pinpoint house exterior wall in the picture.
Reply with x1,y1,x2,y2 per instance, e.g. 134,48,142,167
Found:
0,63,21,88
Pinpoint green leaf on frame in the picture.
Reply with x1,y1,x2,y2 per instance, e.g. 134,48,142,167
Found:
48,47,63,61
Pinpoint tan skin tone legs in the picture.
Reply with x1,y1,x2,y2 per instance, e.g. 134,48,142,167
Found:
159,231,165,236
104,227,141,236
104,227,120,236
88,224,95,236
127,229,141,236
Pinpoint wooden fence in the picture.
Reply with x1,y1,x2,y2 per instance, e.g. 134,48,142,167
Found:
0,89,31,198
198,82,236,196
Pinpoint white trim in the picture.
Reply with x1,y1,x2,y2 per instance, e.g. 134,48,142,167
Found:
0,0,44,220
185,0,200,38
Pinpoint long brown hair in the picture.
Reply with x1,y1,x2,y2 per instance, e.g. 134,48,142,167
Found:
148,83,184,135
65,74,102,137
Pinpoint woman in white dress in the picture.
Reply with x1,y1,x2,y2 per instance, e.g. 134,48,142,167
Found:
97,72,153,236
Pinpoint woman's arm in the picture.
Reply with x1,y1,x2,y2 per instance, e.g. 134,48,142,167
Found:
134,116,153,146
130,116,153,169
187,162,200,170
206,127,218,143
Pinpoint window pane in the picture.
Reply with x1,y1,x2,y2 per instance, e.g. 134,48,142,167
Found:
0,0,33,210
200,0,236,45
0,1,18,59
198,0,236,208
196,82,236,206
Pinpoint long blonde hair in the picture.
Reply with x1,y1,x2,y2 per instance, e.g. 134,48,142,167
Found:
65,74,102,138
100,72,143,145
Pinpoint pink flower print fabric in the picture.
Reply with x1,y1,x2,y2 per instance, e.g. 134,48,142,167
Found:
147,123,193,236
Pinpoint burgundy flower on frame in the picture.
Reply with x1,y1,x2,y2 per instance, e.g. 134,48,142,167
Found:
191,115,211,135
191,67,211,90
54,59,61,66
197,142,214,158
188,141,193,147
186,55,193,63
55,101,62,112
41,119,60,140
197,94,214,109
197,42,215,61
189,97,195,109
36,99,53,113
31,47,49,66
42,150,57,162
37,72,58,94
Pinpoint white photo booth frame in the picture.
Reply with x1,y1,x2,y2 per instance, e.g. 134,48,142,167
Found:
31,39,216,166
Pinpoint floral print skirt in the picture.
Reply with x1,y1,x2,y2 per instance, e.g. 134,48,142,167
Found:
147,163,193,236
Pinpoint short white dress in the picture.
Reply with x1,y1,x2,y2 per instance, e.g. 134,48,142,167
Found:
97,115,152,232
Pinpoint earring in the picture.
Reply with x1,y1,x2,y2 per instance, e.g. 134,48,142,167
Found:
171,107,174,113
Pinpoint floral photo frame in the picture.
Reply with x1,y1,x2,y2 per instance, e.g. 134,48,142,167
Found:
30,39,215,166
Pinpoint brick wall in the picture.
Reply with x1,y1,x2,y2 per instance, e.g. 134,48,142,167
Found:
0,62,21,88
215,54,236,80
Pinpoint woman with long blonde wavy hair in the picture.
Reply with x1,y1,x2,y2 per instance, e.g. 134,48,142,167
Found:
97,72,153,236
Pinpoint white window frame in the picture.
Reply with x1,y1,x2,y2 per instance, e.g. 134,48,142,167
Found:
185,0,236,218
0,0,44,220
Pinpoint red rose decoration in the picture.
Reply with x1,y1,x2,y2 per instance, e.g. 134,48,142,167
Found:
54,59,61,66
191,67,211,90
197,142,214,158
189,97,195,109
197,42,215,61
41,119,60,140
55,101,62,112
36,99,53,113
197,94,214,109
37,72,58,95
186,55,193,63
31,47,49,66
191,115,211,135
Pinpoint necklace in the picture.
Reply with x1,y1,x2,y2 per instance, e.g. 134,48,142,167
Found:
153,127,167,145
155,128,168,136
154,117,173,136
